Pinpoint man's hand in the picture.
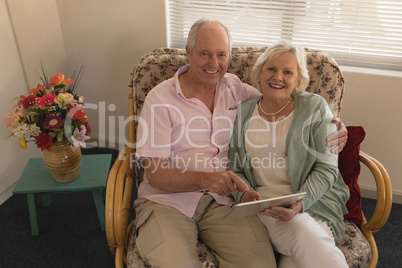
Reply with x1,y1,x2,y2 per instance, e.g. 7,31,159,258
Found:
145,159,248,194
240,190,262,203
205,171,249,196
327,117,348,154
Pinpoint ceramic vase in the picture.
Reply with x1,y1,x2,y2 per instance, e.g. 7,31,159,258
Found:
42,139,82,183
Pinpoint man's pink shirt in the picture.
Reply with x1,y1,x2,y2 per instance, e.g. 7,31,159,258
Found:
136,65,260,217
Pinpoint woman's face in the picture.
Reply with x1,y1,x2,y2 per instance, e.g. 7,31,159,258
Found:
259,51,299,100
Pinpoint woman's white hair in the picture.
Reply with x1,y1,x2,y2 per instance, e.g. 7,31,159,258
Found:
186,18,232,55
251,40,309,94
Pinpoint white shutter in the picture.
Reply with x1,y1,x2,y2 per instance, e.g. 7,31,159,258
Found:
167,0,402,71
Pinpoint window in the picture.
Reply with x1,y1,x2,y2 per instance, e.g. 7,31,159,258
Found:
167,0,402,71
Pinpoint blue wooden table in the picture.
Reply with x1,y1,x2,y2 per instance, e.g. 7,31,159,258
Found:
13,154,112,235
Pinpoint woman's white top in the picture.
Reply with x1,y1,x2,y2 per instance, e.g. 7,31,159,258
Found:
244,106,294,199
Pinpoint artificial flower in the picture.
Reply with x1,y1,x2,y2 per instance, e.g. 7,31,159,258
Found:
83,120,91,135
43,94,55,106
57,129,64,141
71,127,90,148
68,107,87,123
4,71,90,151
22,95,36,109
63,77,74,85
49,73,64,87
43,114,64,130
34,132,53,151
12,123,41,138
54,93,76,108
29,84,46,95
49,73,74,87
35,97,46,108
18,137,27,150
4,109,22,130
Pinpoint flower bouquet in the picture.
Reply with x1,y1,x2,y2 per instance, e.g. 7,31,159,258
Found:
4,71,90,182
5,72,90,151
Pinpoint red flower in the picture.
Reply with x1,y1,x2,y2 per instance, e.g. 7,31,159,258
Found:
35,97,46,108
83,119,91,135
22,95,36,109
34,133,53,151
68,107,87,123
43,94,55,106
43,114,64,130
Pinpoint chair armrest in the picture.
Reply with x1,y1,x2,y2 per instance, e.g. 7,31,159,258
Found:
359,151,392,231
106,147,124,254
106,79,137,267
105,146,135,268
358,151,392,268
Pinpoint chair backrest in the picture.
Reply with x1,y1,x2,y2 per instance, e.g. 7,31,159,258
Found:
129,47,344,118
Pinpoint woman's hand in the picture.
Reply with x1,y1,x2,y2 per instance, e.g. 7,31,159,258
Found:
240,190,262,203
259,200,303,221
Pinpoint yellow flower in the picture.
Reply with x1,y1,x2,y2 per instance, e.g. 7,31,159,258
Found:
18,137,27,150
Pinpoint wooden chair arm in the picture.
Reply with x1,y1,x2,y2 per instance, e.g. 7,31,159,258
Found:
106,81,137,268
358,151,392,268
359,151,392,231
105,147,125,254
105,146,135,268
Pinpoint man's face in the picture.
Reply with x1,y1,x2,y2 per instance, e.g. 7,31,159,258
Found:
187,23,230,88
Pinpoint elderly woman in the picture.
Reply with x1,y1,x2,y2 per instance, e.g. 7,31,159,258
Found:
229,40,350,268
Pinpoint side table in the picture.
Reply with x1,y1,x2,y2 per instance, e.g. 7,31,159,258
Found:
13,154,112,235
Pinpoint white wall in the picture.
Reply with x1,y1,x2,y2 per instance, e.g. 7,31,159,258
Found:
55,0,167,149
1,0,400,204
340,68,402,203
0,0,43,204
7,0,67,86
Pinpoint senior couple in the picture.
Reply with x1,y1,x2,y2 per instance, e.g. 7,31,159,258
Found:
135,18,350,268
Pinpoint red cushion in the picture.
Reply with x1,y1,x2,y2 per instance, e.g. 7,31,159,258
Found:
338,126,366,225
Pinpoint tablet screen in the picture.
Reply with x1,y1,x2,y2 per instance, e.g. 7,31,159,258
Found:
224,192,306,219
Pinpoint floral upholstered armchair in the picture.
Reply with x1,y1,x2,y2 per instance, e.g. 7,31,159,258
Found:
105,47,392,268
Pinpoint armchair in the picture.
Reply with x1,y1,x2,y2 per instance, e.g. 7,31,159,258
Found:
106,47,392,268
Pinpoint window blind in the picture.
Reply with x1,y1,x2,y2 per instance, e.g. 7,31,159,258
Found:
167,0,402,71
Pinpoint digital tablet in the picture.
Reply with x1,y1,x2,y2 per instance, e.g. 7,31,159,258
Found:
223,192,306,219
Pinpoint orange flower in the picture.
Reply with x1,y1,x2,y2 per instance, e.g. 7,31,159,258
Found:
68,107,87,123
49,73,65,87
29,84,46,96
49,73,74,87
63,77,74,85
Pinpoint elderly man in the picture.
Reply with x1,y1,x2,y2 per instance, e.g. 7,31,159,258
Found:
134,18,347,268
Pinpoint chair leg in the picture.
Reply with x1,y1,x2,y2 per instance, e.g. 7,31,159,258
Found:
115,246,125,268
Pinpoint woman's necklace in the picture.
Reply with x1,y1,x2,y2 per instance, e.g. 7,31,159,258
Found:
258,97,292,116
